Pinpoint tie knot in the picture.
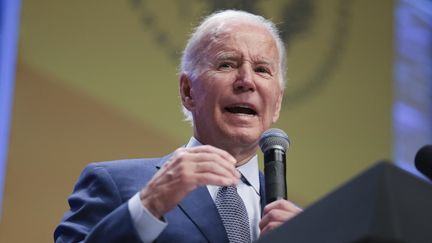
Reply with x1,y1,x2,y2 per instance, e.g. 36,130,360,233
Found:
221,186,237,192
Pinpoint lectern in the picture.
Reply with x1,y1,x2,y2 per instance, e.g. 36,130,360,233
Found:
257,162,432,243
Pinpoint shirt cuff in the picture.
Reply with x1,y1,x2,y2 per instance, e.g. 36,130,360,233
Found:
128,192,167,243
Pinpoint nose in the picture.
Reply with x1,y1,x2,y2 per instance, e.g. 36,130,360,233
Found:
233,64,255,93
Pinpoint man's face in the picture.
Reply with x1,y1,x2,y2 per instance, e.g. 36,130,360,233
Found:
182,23,283,155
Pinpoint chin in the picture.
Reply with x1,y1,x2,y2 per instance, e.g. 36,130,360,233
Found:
226,127,261,146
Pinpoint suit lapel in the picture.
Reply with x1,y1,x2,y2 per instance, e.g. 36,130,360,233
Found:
176,171,266,242
155,152,228,243
155,152,175,169
178,187,228,243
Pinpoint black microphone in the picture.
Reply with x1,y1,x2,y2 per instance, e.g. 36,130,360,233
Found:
259,128,290,205
415,144,432,181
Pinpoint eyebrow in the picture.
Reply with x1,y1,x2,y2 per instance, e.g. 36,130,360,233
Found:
214,51,240,61
254,59,272,66
214,51,276,69
252,58,276,71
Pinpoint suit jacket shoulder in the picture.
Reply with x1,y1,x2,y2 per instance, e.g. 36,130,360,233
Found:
54,153,230,243
54,156,170,243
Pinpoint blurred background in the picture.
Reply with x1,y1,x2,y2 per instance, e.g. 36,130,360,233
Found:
0,0,431,242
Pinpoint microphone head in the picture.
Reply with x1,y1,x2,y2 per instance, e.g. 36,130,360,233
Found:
415,145,432,180
259,128,290,153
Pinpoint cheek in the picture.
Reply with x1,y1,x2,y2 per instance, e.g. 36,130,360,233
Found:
194,85,219,113
264,90,282,119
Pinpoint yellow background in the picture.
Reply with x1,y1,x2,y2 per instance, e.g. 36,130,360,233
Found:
1,0,393,242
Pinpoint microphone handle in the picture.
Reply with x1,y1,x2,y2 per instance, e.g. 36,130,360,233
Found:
264,149,287,204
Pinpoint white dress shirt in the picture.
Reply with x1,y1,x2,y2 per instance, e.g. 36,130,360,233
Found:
128,137,262,242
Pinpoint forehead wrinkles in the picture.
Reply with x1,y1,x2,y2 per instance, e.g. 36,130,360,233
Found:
189,29,231,70
193,23,279,77
210,32,277,64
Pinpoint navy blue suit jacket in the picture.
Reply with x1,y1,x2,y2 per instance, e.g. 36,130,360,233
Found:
54,153,266,243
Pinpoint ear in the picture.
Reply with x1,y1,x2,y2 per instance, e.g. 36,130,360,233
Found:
180,74,195,111
272,91,283,123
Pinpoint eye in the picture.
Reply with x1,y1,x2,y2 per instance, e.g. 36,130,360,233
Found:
217,61,237,70
254,66,271,75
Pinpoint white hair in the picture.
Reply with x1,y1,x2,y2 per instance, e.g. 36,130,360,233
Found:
180,10,287,123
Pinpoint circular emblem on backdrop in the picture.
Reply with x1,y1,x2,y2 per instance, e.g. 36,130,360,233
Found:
129,0,352,108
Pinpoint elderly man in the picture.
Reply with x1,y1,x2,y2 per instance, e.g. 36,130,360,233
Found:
54,10,302,243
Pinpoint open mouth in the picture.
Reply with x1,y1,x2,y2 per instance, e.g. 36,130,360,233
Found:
224,105,257,116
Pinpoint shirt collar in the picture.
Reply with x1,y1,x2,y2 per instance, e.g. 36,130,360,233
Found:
185,136,202,148
186,137,260,195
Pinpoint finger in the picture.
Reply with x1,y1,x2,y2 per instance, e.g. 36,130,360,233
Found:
163,148,187,169
194,161,239,179
192,153,240,178
194,173,240,186
159,160,240,187
263,199,302,215
162,169,239,188
260,222,281,235
170,149,240,178
188,145,237,164
259,209,291,230
141,167,239,218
